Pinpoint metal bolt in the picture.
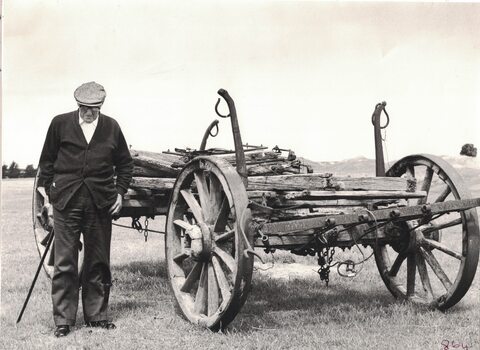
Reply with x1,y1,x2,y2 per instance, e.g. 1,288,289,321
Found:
421,205,432,214
325,218,336,227
390,209,400,218
358,214,368,222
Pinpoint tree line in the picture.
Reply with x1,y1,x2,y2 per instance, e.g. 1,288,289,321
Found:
2,162,37,179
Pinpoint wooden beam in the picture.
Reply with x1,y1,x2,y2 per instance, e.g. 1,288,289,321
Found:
274,190,424,200
246,174,410,191
130,177,176,191
131,149,181,177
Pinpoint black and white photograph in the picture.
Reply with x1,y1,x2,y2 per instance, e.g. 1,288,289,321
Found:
1,1,479,349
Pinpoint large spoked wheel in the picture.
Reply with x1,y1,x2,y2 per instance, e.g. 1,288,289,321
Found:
375,154,479,310
33,169,55,278
165,156,254,330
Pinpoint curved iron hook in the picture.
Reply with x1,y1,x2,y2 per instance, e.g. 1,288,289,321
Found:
371,102,389,129
215,97,231,118
209,122,219,137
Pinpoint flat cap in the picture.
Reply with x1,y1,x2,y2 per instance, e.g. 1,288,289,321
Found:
74,81,106,107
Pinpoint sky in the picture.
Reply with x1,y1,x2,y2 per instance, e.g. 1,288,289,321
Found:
2,1,480,168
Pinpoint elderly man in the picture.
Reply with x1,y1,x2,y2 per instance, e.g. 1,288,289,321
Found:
39,82,133,337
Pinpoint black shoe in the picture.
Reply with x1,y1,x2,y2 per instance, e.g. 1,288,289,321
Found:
54,325,70,337
86,321,116,330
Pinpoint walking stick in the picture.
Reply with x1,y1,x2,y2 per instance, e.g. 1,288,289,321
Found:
16,229,54,324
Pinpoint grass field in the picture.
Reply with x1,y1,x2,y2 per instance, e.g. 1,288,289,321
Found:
1,178,479,350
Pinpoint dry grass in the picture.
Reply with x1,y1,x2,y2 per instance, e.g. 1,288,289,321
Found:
1,178,479,350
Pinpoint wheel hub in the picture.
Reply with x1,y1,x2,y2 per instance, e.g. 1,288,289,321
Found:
187,223,213,260
386,222,410,253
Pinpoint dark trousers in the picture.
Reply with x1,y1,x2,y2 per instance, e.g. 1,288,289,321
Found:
52,185,112,326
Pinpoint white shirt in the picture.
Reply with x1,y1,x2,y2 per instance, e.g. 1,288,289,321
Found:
78,115,98,144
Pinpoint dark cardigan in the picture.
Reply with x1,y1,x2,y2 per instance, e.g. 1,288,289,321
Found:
39,110,133,210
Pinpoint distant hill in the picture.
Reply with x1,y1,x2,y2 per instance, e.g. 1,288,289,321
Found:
301,156,376,177
299,155,479,195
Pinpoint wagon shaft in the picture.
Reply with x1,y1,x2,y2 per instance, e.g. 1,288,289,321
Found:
258,198,480,237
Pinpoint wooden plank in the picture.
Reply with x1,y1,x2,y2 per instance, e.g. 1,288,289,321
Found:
132,149,183,162
246,174,330,191
247,191,278,199
260,198,480,235
132,166,167,177
331,176,411,191
124,188,152,198
130,177,175,191
276,190,424,200
251,207,366,220
131,149,181,177
246,174,409,191
247,162,300,176
268,198,405,208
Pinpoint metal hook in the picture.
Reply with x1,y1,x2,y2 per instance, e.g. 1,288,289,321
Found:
371,101,390,129
337,259,357,278
244,248,265,264
209,122,219,137
215,98,230,118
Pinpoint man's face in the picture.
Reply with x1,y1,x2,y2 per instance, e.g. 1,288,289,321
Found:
79,105,101,123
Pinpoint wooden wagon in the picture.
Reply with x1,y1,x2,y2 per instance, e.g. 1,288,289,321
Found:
33,89,480,330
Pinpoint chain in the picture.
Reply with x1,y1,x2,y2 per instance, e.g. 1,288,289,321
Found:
130,217,149,242
317,246,336,286
144,218,149,242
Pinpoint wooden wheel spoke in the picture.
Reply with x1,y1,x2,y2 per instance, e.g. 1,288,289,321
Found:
215,229,235,243
207,263,220,316
180,261,203,293
416,250,434,298
420,248,453,290
209,175,223,219
181,189,204,223
423,218,462,233
417,167,433,205
214,247,236,274
388,251,407,277
174,219,193,231
406,253,416,297
194,171,212,221
173,251,190,264
434,186,451,203
423,238,463,260
213,197,231,232
36,187,48,201
405,165,415,179
212,256,231,301
194,263,208,314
